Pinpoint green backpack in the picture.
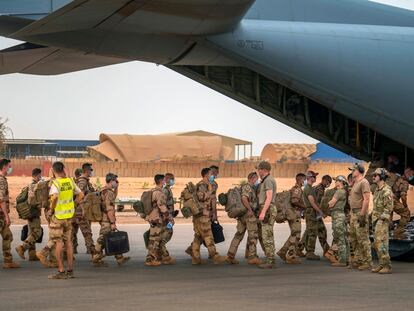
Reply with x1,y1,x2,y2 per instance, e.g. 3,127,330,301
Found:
16,187,32,220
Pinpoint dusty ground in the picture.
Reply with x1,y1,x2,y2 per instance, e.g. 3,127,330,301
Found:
6,177,414,225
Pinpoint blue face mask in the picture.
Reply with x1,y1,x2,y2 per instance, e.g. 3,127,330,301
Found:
254,180,259,187
6,167,13,175
209,175,215,183
169,179,175,187
304,180,308,187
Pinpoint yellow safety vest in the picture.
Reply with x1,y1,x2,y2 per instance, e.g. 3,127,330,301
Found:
52,178,75,220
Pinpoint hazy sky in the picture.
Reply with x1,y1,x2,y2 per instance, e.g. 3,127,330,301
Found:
0,0,412,155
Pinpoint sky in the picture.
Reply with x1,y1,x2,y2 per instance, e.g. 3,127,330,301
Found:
0,0,412,156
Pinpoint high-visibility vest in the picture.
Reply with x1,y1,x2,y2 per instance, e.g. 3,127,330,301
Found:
52,178,75,220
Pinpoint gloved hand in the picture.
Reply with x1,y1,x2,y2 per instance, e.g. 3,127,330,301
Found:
358,215,367,227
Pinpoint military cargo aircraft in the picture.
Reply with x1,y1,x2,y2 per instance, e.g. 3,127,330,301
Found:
0,0,413,166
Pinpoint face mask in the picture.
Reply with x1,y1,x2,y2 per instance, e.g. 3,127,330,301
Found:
112,181,118,189
169,179,175,187
304,180,308,187
90,171,95,177
163,182,167,188
6,167,13,175
254,180,259,187
209,175,215,183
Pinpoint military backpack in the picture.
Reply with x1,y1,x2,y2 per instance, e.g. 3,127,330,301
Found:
15,186,40,220
180,182,203,218
140,190,158,219
82,191,103,222
223,187,246,219
275,191,291,223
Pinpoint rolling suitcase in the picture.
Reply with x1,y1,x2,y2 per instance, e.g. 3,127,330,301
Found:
211,222,225,244
104,230,130,256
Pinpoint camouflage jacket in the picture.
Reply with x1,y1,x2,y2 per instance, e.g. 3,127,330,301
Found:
391,176,409,202
162,186,174,212
0,175,9,215
373,182,394,223
313,184,326,205
76,176,96,195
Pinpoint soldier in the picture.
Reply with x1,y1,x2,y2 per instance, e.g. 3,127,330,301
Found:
15,168,43,261
256,161,277,269
302,171,325,260
45,162,84,279
390,170,411,239
191,168,227,265
209,165,220,222
160,173,176,263
299,175,333,260
328,175,350,267
145,174,175,266
74,168,82,180
371,168,393,274
73,163,96,255
226,172,263,265
0,159,20,269
277,173,306,264
348,163,373,270
92,173,130,267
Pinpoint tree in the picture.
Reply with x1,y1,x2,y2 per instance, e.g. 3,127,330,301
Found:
0,118,11,154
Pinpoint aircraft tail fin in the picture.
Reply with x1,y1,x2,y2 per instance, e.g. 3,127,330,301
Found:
0,42,129,75
247,0,414,27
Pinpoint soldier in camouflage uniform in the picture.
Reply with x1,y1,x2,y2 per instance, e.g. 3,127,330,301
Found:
145,174,174,266
15,168,43,261
302,171,325,260
328,176,350,267
256,161,277,269
0,159,20,269
348,164,373,270
390,171,411,239
371,168,393,274
92,173,129,266
299,175,332,259
277,173,306,264
191,168,226,265
74,163,96,255
160,173,176,262
226,172,262,265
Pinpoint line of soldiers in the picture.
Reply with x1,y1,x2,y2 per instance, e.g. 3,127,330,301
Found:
0,158,412,277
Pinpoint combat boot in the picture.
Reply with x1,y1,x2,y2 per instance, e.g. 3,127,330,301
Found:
296,250,306,258
358,263,372,271
161,256,176,265
331,262,347,267
36,251,49,267
276,250,286,262
192,258,208,265
306,252,320,260
371,266,383,273
15,245,26,260
225,256,240,265
286,256,302,264
247,257,264,265
324,250,338,264
48,271,68,280
212,255,227,265
29,250,39,261
117,256,131,266
378,266,392,274
66,270,75,279
145,260,162,267
258,262,276,269
2,262,20,269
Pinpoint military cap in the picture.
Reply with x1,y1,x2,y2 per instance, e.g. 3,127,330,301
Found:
306,171,319,178
349,163,365,174
256,161,271,171
333,175,348,185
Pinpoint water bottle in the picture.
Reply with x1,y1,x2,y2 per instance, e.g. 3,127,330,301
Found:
166,222,173,231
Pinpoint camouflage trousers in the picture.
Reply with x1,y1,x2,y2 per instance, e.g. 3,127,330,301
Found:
95,221,124,261
349,209,372,266
227,213,259,259
392,201,411,238
160,226,173,259
192,215,218,260
0,217,13,263
72,213,95,254
258,205,276,264
331,211,350,264
146,223,165,262
21,217,42,251
279,208,301,259
373,219,391,268
300,208,329,254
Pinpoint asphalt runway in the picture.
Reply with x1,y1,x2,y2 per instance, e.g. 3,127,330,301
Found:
0,223,413,311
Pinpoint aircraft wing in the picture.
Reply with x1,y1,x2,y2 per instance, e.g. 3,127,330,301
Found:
0,42,129,75
12,0,255,39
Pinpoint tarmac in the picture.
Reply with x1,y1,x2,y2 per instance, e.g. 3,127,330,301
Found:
0,223,413,311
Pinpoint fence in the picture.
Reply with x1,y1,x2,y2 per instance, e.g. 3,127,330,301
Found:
8,159,364,179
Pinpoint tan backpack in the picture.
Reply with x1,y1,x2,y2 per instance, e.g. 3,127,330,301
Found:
180,182,203,218
224,187,246,219
82,192,103,222
275,191,291,223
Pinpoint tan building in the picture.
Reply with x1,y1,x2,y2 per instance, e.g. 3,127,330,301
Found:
261,143,316,163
